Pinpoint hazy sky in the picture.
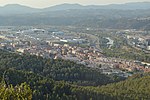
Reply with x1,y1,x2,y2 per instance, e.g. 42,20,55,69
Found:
0,0,149,8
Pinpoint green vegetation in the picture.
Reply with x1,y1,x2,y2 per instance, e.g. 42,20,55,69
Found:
0,79,32,100
98,33,150,62
0,50,123,86
0,50,150,99
0,69,74,100
84,74,150,99
103,48,150,62
1,8,150,30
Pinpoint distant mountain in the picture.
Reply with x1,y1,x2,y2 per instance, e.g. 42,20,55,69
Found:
0,2,150,30
102,2,150,10
0,2,150,15
43,3,84,11
43,2,150,11
0,4,40,15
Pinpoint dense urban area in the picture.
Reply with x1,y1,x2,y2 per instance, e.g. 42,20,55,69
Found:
0,26,150,76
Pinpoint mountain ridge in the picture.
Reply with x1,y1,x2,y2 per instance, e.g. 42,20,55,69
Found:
0,2,150,15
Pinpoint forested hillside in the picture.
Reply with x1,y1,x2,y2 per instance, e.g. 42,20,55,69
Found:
83,74,150,99
0,50,150,99
0,79,32,100
0,50,123,86
0,9,150,30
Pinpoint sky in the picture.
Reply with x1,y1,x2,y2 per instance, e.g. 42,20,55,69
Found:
0,0,149,8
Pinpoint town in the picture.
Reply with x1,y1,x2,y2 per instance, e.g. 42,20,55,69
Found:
0,26,150,78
